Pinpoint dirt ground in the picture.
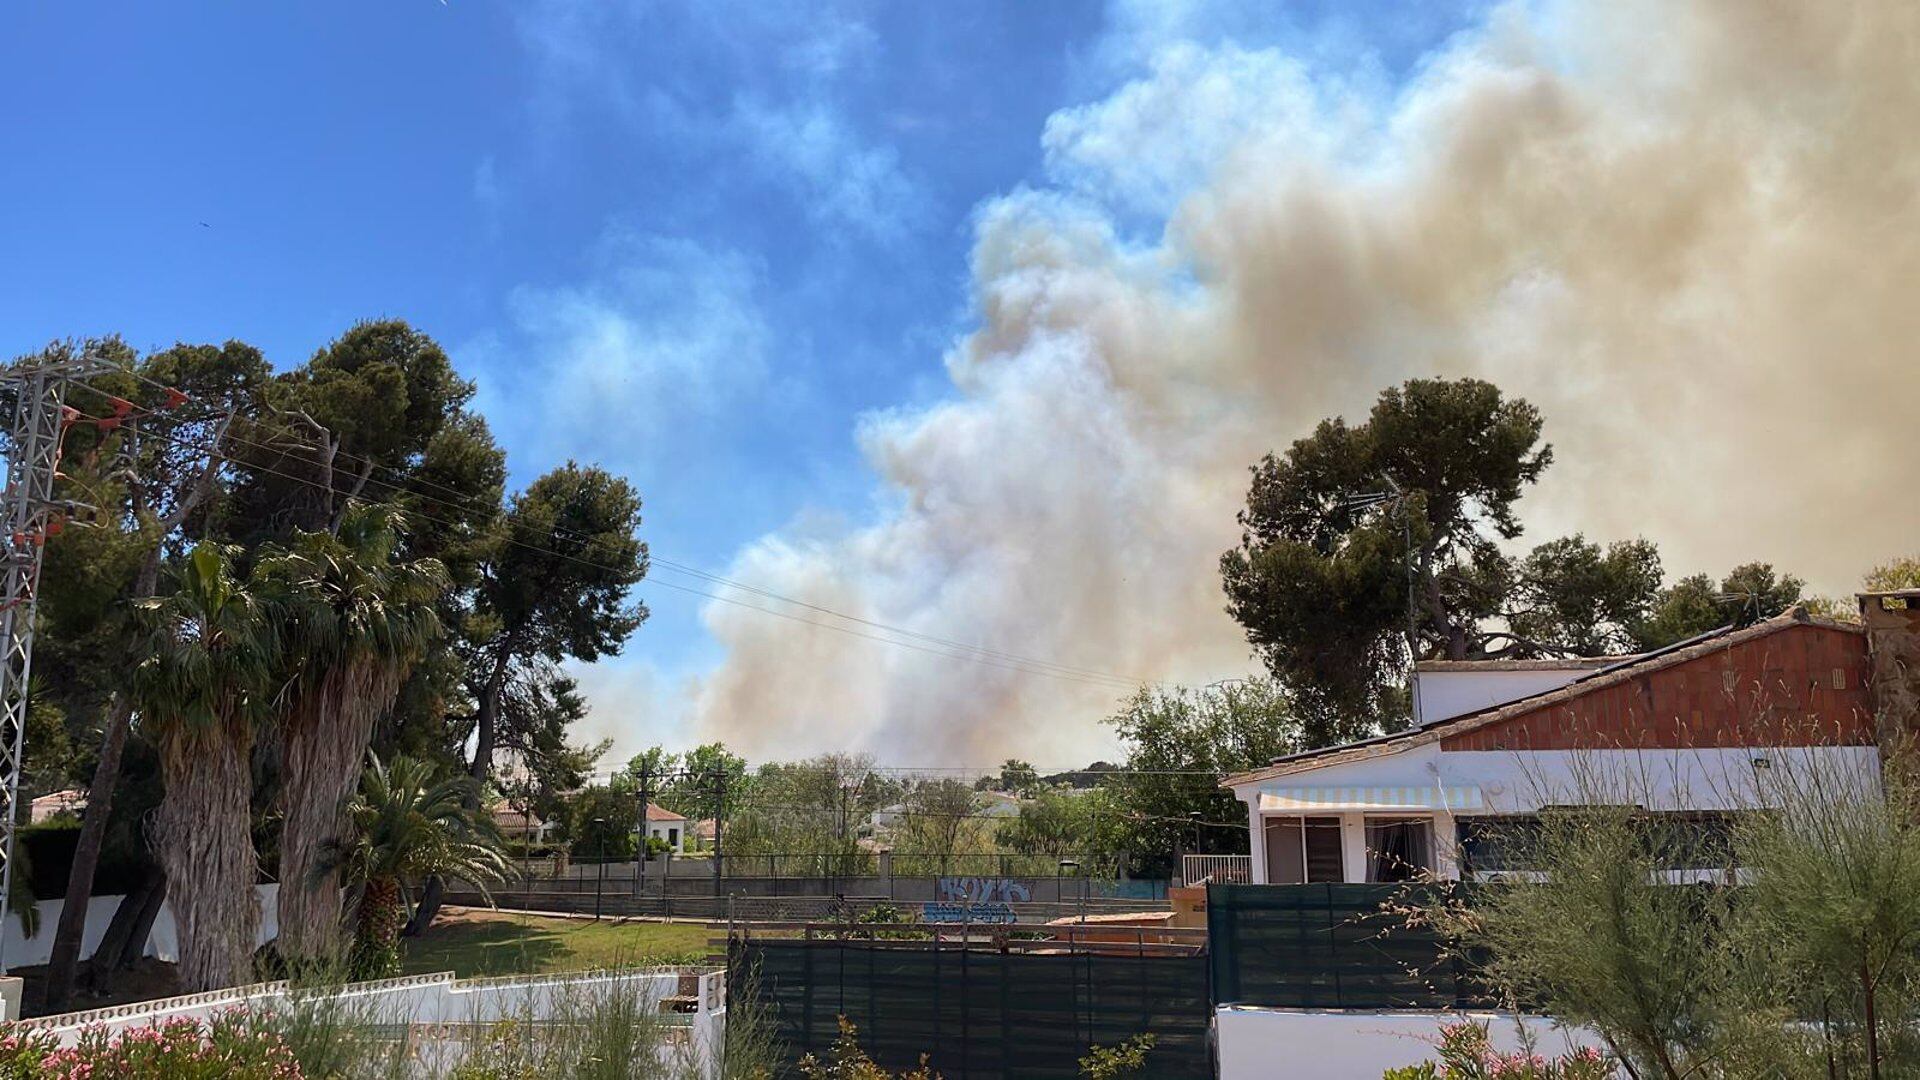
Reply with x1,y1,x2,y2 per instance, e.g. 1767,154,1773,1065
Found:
15,957,181,1019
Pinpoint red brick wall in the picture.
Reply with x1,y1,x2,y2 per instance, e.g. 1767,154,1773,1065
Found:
1439,623,1875,752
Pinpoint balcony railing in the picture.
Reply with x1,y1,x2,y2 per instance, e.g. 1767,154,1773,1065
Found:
1181,854,1252,888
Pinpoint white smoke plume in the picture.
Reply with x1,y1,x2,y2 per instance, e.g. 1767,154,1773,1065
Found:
692,0,1920,763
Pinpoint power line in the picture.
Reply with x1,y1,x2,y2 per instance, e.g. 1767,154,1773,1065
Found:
67,376,1150,688
61,399,1146,692
77,372,1152,687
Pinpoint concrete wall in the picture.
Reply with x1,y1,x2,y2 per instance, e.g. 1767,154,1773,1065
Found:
3,884,279,968
19,968,726,1079
1216,1007,1613,1079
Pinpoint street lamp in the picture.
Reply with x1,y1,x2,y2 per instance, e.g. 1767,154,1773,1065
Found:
1058,858,1084,926
591,816,609,922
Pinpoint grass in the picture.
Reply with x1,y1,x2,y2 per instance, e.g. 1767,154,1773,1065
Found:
399,907,712,979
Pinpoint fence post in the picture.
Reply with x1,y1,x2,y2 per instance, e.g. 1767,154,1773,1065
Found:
635,762,651,899
711,769,726,899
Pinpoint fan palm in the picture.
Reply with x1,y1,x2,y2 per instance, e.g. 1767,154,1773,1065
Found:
341,753,511,978
129,543,280,992
257,503,445,964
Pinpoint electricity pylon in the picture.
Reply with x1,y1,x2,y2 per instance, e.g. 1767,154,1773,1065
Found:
0,350,117,969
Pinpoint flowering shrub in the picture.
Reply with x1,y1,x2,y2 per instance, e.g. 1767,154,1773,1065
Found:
0,1012,304,1080
0,1029,59,1080
1383,1021,1612,1080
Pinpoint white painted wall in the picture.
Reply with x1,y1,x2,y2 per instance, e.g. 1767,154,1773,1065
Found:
1414,667,1601,727
1233,745,1880,882
1216,1007,1614,1079
646,819,687,852
20,968,727,1079
2,884,279,968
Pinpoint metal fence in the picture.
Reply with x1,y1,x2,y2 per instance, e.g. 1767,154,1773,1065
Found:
449,889,1173,926
1206,883,1491,1010
730,927,1212,1078
1180,854,1251,887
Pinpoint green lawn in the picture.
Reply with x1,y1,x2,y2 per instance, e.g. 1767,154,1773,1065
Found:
400,910,713,978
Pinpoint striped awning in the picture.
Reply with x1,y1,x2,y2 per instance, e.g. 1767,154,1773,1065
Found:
1258,785,1482,812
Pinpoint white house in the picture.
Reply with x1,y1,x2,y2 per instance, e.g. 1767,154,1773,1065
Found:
644,803,688,853
489,805,551,844
29,788,86,823
1222,607,1888,885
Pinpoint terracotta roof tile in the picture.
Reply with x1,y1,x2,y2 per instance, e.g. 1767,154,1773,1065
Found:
1220,606,1862,788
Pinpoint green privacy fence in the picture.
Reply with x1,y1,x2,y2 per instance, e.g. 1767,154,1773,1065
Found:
731,937,1213,1079
1207,883,1494,1010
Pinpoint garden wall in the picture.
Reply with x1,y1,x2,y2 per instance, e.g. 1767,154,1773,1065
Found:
1215,1006,1609,1079
19,967,727,1079
1,883,279,969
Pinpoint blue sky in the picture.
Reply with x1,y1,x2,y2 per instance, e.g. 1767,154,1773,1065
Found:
1,1,1477,760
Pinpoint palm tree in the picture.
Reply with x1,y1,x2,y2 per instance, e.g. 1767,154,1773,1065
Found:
340,753,511,978
257,503,445,964
129,543,280,992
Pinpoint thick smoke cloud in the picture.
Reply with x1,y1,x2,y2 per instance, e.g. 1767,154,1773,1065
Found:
693,0,1920,762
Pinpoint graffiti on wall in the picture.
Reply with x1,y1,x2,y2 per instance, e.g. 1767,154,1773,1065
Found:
936,876,1032,903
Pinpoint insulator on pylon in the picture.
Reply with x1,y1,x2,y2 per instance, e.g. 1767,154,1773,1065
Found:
162,388,189,410
43,519,64,540
95,416,121,431
59,407,79,427
108,397,133,417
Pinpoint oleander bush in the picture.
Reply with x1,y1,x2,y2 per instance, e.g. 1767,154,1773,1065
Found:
0,1013,303,1079
1382,1022,1610,1080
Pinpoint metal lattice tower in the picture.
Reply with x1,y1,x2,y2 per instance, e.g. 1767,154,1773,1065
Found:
0,352,116,969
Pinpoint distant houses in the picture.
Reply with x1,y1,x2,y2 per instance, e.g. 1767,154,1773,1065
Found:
490,804,551,845
29,788,86,823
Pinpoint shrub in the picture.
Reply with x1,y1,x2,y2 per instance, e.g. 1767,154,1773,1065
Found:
0,1013,304,1079
798,1017,938,1079
1382,1022,1610,1080
1079,1033,1155,1079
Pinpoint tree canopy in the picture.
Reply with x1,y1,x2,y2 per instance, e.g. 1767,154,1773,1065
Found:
1223,377,1812,746
12,322,651,992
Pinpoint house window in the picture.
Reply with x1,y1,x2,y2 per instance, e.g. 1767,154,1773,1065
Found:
1364,817,1433,882
1458,816,1540,873
1458,811,1745,875
1265,816,1343,884
668,827,679,846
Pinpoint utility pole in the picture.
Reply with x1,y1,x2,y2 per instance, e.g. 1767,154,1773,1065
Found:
634,762,651,900
836,780,851,895
710,769,726,899
0,350,116,969
1344,474,1419,697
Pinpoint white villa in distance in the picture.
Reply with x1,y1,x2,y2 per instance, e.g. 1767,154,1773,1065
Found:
1220,600,1915,886
644,803,688,853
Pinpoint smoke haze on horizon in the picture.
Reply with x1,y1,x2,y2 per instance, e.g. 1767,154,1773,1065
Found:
669,0,1920,765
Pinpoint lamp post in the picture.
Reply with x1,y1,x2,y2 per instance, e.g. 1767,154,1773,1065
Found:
1052,853,1082,922
592,816,608,922
1058,858,1083,925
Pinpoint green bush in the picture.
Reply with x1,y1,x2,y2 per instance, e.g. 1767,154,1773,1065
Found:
798,1017,937,1079
1079,1033,1154,1079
